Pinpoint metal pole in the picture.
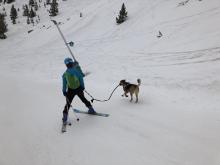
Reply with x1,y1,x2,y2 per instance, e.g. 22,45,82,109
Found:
51,20,77,62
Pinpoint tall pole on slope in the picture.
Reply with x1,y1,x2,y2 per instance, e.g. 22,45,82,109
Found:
51,20,77,62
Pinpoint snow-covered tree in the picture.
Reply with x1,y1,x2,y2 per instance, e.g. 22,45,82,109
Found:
116,3,128,24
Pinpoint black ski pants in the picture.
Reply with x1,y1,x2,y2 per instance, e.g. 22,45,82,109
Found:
63,87,92,115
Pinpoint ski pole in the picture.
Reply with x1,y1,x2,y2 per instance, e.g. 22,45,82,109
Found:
71,107,80,121
66,97,80,121
51,20,77,62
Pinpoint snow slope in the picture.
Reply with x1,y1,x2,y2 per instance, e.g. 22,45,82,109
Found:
1,0,220,165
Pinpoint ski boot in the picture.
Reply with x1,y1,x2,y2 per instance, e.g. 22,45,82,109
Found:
88,106,96,114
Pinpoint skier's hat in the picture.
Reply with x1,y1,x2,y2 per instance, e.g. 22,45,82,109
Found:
64,57,74,65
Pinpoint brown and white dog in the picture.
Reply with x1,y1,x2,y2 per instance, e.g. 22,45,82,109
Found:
119,79,141,103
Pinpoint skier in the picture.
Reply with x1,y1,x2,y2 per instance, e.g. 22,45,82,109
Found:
62,57,96,125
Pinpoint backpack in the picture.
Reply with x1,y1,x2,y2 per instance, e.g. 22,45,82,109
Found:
64,71,80,89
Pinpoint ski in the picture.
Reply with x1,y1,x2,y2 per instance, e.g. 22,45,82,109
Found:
73,109,109,117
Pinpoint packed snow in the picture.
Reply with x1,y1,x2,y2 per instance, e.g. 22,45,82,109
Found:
1,0,220,165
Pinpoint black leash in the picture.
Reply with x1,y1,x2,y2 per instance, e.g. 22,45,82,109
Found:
84,85,120,103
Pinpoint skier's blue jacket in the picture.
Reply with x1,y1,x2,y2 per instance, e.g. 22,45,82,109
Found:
62,66,85,94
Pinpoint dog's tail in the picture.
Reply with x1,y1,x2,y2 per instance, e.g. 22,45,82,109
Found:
137,79,141,86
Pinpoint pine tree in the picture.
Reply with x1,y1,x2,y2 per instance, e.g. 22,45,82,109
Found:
7,0,15,4
23,4,29,16
46,0,50,5
37,15,40,22
30,17,34,25
0,13,7,39
34,1,38,11
27,16,30,24
49,0,58,16
29,0,34,7
29,7,36,18
10,4,17,24
116,3,128,24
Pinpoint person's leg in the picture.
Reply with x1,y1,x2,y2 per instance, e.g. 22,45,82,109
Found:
77,89,96,114
77,90,91,107
62,89,76,124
